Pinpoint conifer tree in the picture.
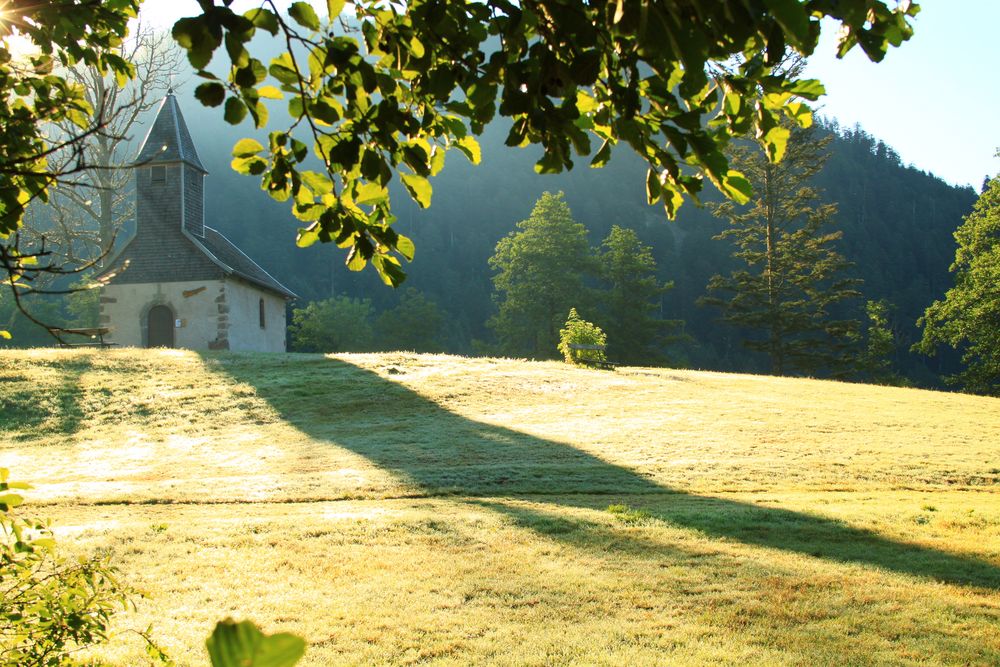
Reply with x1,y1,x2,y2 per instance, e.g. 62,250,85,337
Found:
915,175,1000,395
488,192,596,358
857,299,902,385
597,226,683,365
702,126,861,377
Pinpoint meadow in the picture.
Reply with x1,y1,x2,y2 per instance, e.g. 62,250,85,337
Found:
1,348,998,665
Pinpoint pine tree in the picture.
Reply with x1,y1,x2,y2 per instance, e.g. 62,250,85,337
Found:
701,126,861,377
915,176,1000,395
857,299,902,385
597,225,683,365
488,192,596,358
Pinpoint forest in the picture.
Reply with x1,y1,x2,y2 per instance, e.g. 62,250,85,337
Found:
2,94,980,389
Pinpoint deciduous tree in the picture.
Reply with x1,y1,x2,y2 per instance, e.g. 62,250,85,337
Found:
375,287,445,352
915,176,1000,395
489,192,595,358
21,26,184,267
289,295,374,352
0,0,140,339
0,0,921,337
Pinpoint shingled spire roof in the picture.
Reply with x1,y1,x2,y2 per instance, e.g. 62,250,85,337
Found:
132,93,207,172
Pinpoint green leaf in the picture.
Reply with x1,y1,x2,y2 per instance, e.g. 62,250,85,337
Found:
763,0,811,50
762,125,791,163
429,146,446,176
288,2,321,31
373,254,406,287
232,138,265,158
195,82,226,107
400,173,432,208
258,85,283,100
396,234,415,261
231,156,268,175
786,78,825,100
346,246,367,271
310,98,341,125
645,168,661,205
0,493,24,508
454,136,481,165
720,170,752,204
224,97,248,125
269,54,300,85
576,91,598,114
355,182,387,205
300,171,333,195
245,8,279,35
409,36,425,59
297,223,320,248
206,619,306,667
172,16,221,69
30,537,55,550
0,330,10,340
590,139,612,168
327,0,346,20
783,101,813,128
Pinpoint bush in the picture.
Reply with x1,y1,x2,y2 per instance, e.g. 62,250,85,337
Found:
289,296,374,352
0,468,139,667
557,308,607,366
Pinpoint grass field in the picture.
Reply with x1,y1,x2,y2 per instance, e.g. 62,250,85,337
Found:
1,348,999,665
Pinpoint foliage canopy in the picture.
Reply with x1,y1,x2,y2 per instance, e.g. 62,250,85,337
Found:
915,176,1000,395
0,468,138,666
489,191,595,358
169,0,919,285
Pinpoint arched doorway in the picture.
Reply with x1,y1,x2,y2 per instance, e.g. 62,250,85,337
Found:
147,305,175,348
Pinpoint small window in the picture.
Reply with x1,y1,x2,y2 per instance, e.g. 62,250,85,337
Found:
150,165,166,183
259,298,266,329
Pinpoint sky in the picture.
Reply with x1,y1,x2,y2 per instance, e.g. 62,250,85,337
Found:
140,0,1000,189
803,2,1000,189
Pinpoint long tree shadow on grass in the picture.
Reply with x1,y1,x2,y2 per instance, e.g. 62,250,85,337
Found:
211,353,1000,589
0,354,92,441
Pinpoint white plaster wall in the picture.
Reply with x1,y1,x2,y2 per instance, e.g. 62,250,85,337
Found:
100,280,226,349
223,278,287,352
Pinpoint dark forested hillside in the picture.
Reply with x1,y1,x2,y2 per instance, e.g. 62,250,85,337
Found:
7,78,977,385
181,101,977,382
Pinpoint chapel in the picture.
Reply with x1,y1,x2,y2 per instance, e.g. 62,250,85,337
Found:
97,93,296,351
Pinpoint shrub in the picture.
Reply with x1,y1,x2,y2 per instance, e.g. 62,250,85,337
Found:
0,468,305,667
557,308,607,366
0,468,139,667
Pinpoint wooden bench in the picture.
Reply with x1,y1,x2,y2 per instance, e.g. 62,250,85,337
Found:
55,327,117,349
568,343,614,370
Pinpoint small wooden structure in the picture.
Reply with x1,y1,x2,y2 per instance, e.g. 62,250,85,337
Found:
55,327,116,348
568,343,614,370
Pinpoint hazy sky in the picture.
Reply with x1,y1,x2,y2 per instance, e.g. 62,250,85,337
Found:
142,1,999,189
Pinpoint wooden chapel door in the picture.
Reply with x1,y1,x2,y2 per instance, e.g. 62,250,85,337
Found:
147,305,175,348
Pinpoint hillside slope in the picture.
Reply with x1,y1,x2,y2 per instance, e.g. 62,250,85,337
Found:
1,350,999,665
